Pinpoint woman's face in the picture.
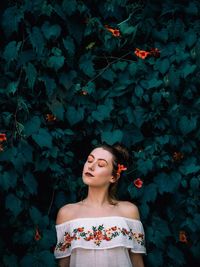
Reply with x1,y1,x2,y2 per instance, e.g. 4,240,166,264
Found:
82,147,115,187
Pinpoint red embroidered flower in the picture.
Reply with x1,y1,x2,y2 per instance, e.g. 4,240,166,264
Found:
0,144,4,152
134,178,143,188
105,25,120,37
179,231,188,243
134,48,150,59
77,227,84,232
0,133,7,142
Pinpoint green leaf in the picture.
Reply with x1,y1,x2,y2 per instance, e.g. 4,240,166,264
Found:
137,159,153,175
5,194,22,217
3,41,22,62
59,71,77,89
91,99,113,122
0,171,17,191
47,100,65,120
2,6,24,37
154,172,181,194
63,36,75,56
102,69,116,83
101,129,123,145
47,55,65,71
128,62,137,77
119,22,138,36
62,0,77,16
79,53,95,77
24,116,41,136
66,106,84,125
3,255,18,267
23,173,38,195
29,27,45,56
29,206,42,224
143,184,157,203
20,254,34,267
112,61,128,72
147,77,163,89
24,63,37,89
158,58,170,75
179,115,197,135
41,21,61,40
32,128,53,148
40,75,56,97
184,29,197,48
7,81,19,95
167,245,185,265
181,63,196,78
152,28,168,42
180,163,200,175
132,106,145,127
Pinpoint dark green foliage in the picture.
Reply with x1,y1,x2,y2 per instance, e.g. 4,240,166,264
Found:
0,0,200,266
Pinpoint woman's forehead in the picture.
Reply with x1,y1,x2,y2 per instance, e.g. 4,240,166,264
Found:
90,147,113,161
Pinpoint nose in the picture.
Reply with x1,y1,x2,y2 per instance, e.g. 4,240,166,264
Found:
88,162,95,171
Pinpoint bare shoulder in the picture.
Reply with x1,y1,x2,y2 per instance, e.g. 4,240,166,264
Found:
56,203,77,225
118,201,141,220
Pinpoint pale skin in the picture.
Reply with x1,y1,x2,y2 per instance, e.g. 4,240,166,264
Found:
56,148,145,267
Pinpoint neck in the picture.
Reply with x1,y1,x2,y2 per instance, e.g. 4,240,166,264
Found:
82,187,112,208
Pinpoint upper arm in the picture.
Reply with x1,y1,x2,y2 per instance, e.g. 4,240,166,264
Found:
56,204,74,225
58,257,70,267
129,252,145,267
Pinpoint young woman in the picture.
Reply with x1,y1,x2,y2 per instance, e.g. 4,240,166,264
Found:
54,143,147,267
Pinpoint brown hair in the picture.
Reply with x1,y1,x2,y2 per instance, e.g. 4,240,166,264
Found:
96,142,130,206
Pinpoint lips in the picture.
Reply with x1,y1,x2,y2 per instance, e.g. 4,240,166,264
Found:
85,172,94,177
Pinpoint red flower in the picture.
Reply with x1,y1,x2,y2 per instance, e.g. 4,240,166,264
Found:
46,114,56,122
0,133,7,142
117,164,127,175
179,231,188,243
0,144,4,152
134,48,150,59
173,152,184,161
34,228,41,241
105,25,120,37
149,48,160,58
134,178,143,188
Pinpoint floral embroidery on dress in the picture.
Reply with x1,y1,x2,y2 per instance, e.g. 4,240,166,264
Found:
55,224,145,252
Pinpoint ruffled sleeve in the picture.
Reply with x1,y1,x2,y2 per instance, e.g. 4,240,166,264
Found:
54,221,71,258
125,219,147,254
54,216,147,259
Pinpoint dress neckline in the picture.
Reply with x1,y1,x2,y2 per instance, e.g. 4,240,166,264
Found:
55,216,141,227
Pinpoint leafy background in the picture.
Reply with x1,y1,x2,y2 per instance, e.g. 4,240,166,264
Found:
0,0,200,266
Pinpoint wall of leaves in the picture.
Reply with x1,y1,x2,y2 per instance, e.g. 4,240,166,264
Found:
0,0,200,266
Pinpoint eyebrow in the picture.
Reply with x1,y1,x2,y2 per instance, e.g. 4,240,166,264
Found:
88,154,108,164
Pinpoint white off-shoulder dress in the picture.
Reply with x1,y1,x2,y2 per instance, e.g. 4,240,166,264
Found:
54,216,147,267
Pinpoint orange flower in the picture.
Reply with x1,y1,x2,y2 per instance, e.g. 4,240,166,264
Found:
179,231,188,243
34,228,41,241
81,90,88,95
0,133,7,142
117,164,127,175
134,178,143,188
173,152,184,161
105,25,120,37
46,114,56,122
134,48,150,59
